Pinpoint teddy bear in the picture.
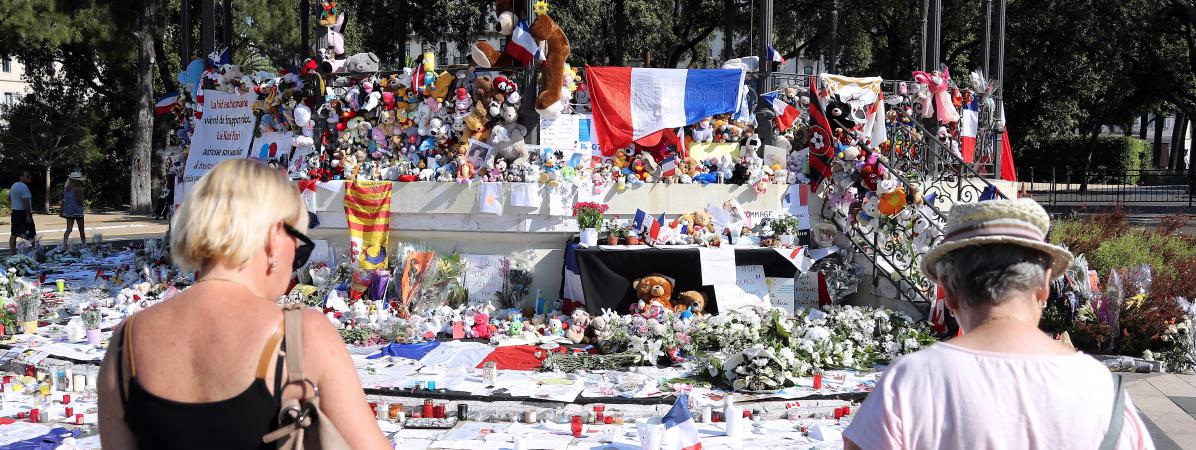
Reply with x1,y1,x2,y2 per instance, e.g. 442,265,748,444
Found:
489,105,530,166
346,52,380,73
529,2,571,117
825,94,855,134
878,185,908,216
673,291,708,319
633,274,674,316
566,309,590,344
471,0,520,68
856,193,881,231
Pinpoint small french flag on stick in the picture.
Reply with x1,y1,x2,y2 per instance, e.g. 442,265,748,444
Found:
960,97,978,163
662,393,702,450
768,45,786,64
660,155,678,178
155,93,179,116
761,91,801,132
506,21,539,66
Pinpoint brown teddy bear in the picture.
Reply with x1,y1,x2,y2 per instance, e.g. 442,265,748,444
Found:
673,291,708,317
529,2,571,117
689,210,714,236
633,274,674,313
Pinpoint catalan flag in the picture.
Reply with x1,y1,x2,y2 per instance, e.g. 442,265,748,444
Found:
344,181,394,299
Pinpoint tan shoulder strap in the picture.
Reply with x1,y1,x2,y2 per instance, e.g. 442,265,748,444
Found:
283,306,306,383
254,322,285,380
124,315,137,377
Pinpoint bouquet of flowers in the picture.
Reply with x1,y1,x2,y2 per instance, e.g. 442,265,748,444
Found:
572,202,609,229
14,292,41,323
81,304,103,330
2,255,37,277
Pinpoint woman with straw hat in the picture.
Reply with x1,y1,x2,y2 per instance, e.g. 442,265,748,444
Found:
61,171,86,247
844,199,1154,449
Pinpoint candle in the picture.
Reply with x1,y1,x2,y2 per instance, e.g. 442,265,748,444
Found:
65,406,73,418
458,404,469,421
813,372,823,390
376,401,387,420
30,409,39,423
62,394,70,405
72,374,85,393
433,404,446,419
63,367,73,391
422,400,433,419
75,414,83,425
85,367,98,390
389,403,403,421
701,406,712,423
56,279,64,294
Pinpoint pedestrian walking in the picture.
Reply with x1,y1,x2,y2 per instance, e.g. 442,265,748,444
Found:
8,170,35,251
60,171,86,247
844,199,1155,450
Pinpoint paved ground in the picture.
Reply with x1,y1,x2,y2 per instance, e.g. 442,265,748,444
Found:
0,211,169,254
1125,373,1196,449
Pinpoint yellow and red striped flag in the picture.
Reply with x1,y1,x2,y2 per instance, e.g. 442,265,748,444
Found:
344,181,394,300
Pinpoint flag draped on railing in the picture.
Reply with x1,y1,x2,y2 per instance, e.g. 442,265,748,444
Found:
344,181,393,299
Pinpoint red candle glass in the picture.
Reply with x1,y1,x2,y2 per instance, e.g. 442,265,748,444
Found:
571,415,583,437
62,394,70,405
743,410,752,419
75,414,83,425
813,373,823,390
30,409,39,423
65,406,73,418
369,401,378,416
422,400,434,419
433,404,446,419
593,404,605,424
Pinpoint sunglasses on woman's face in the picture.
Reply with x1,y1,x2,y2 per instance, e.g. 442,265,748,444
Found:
283,223,316,271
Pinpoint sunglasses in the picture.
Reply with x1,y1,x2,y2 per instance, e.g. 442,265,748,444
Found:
283,223,316,271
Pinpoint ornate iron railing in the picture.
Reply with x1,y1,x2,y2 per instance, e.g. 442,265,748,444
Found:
773,72,1008,305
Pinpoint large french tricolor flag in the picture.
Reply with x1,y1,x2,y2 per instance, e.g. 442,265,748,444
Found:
662,393,702,450
960,97,978,163
586,67,744,154
761,91,800,132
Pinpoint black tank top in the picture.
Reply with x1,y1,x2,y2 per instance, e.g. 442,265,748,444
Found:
117,316,285,450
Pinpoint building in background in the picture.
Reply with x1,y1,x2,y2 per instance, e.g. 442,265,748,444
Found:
0,56,28,110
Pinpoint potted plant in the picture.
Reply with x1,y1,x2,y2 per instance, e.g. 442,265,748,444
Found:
573,202,609,246
0,305,16,337
603,219,628,245
14,293,41,335
81,304,103,345
772,214,800,246
626,229,642,245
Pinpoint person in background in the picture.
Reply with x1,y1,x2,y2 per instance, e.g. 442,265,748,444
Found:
98,159,391,449
8,170,34,251
60,171,86,247
844,199,1154,450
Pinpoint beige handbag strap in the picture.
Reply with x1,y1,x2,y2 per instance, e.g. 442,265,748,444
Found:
283,305,306,384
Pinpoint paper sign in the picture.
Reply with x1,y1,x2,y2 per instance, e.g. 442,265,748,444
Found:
689,142,741,161
252,131,294,161
576,180,611,203
478,182,504,215
462,254,505,304
735,265,769,303
178,89,257,205
547,184,574,216
540,114,580,152
766,277,796,314
782,184,812,230
452,322,465,340
763,145,787,168
509,183,541,208
699,247,736,285
706,205,735,232
794,272,820,310
465,139,493,168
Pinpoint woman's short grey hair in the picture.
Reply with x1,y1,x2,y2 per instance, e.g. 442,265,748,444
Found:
933,244,1051,307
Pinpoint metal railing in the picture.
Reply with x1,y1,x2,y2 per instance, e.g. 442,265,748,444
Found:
777,73,1006,305
1019,168,1195,207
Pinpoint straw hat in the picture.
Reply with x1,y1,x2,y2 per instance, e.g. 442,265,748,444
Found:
68,171,84,180
920,198,1073,282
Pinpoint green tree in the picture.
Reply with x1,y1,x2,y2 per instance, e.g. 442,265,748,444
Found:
0,74,103,213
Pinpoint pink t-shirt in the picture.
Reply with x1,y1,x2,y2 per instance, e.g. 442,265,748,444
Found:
844,342,1155,450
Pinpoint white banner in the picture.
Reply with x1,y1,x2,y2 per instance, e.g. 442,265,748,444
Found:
175,90,257,207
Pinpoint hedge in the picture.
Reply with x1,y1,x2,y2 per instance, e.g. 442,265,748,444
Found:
1018,135,1148,184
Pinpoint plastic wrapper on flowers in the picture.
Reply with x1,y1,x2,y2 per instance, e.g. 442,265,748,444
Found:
810,252,859,303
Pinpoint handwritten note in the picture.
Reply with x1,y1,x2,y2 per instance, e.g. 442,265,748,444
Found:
794,272,821,311
546,184,574,216
509,183,541,208
539,114,580,153
735,265,769,303
766,277,796,314
462,254,505,304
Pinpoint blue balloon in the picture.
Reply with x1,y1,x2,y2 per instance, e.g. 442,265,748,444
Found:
178,59,206,96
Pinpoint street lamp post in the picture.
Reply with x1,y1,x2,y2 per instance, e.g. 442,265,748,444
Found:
755,0,775,147
994,0,1007,180
201,0,214,56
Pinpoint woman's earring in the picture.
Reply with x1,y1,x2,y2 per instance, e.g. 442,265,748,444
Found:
268,255,277,274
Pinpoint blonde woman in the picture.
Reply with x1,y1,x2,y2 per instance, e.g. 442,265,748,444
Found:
98,159,391,449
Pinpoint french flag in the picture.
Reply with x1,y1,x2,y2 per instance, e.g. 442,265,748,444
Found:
586,67,744,155
761,91,800,132
506,21,539,66
660,155,678,178
960,97,978,163
562,242,586,305
767,45,785,64
155,93,179,116
633,209,648,231
662,393,702,450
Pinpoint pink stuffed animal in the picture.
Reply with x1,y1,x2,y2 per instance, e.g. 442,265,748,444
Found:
472,312,493,339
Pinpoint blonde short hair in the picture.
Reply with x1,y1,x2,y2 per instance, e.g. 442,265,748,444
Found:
171,159,308,272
